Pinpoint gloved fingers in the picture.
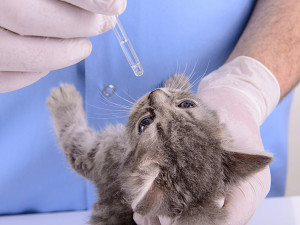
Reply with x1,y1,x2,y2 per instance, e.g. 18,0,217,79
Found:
0,0,115,38
197,88,265,151
0,71,49,93
60,0,127,15
197,56,280,125
0,28,92,72
222,168,271,225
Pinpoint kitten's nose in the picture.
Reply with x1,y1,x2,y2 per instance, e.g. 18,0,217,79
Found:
148,89,168,107
148,89,162,99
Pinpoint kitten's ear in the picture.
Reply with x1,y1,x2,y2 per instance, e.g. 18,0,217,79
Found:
163,74,190,91
222,151,273,184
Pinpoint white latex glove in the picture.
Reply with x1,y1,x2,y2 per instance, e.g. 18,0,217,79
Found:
134,56,280,225
0,0,126,93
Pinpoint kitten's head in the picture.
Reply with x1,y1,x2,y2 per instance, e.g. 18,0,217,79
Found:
121,74,272,218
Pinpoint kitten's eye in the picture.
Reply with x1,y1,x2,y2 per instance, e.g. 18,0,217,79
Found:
139,116,154,133
177,100,196,108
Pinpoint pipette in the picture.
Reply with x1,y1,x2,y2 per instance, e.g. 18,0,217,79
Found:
113,16,144,76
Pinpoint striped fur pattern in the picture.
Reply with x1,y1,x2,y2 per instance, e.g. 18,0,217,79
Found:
47,74,272,225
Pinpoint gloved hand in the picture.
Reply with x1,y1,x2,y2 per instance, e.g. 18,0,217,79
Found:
134,56,280,225
0,0,126,93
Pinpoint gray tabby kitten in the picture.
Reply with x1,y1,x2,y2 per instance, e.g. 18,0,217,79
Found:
47,74,272,225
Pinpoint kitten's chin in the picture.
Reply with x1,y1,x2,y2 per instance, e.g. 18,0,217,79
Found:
128,166,160,211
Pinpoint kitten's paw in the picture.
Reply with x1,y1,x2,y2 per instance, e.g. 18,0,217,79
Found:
47,84,82,113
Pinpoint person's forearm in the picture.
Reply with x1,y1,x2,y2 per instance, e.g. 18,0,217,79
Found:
227,0,300,100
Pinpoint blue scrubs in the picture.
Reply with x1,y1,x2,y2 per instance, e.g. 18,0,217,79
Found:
0,0,292,214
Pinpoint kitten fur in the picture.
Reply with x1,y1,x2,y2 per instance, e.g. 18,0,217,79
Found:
47,74,272,225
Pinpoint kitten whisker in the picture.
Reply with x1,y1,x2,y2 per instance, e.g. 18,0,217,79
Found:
96,92,123,108
88,111,128,117
175,71,185,90
182,63,188,77
96,88,132,110
121,90,138,103
172,67,188,90
167,67,172,84
169,63,180,89
86,103,130,112
114,92,135,105
186,60,199,86
87,115,128,120
170,73,177,89
149,137,158,148
190,60,210,90
181,59,201,91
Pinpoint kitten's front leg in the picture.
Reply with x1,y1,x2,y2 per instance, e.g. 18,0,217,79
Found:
48,84,134,225
47,84,98,180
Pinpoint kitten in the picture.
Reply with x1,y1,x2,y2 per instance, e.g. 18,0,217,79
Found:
47,74,272,225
